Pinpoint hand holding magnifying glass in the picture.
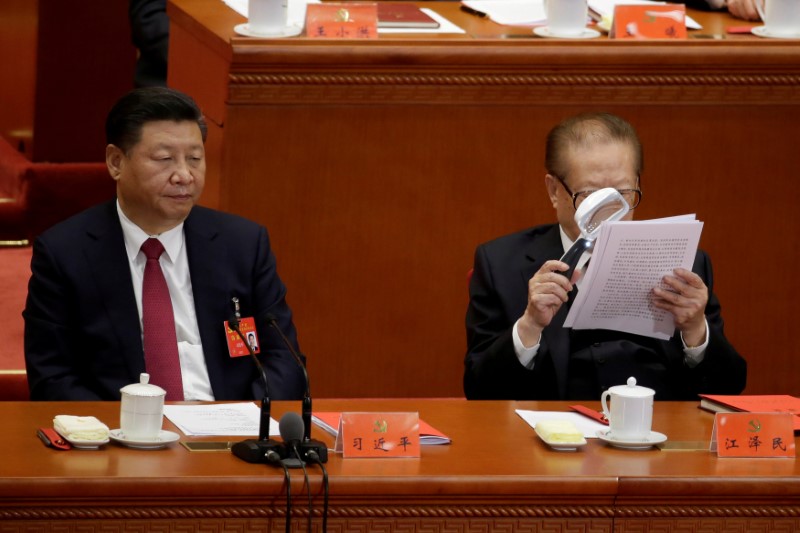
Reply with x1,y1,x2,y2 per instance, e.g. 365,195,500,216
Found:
559,188,630,279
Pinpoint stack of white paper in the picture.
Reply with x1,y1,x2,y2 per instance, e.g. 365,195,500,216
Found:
163,402,278,436
564,215,703,339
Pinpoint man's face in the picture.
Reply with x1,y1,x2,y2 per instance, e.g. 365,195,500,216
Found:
107,120,205,235
545,140,638,242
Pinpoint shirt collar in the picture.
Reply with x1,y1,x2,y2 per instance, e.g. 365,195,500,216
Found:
117,200,185,263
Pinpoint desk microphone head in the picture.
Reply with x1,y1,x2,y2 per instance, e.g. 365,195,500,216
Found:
279,411,305,447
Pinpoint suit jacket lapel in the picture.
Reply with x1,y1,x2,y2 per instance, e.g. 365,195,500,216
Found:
84,202,145,380
522,225,572,399
183,211,230,397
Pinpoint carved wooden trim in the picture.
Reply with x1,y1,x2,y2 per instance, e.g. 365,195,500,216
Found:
228,73,800,105
0,504,615,521
615,505,800,518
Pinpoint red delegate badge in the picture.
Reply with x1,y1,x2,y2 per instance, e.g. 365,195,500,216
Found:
224,317,260,357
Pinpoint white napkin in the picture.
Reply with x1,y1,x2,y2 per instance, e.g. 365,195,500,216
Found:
53,415,110,441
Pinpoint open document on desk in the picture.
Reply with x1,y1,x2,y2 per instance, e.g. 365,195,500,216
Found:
459,0,700,29
564,214,703,340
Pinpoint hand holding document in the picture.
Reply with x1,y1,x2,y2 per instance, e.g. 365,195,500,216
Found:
564,215,703,339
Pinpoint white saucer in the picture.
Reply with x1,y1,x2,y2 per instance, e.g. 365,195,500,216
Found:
109,429,180,450
233,23,303,38
751,26,800,39
533,26,601,39
62,435,110,450
596,429,667,450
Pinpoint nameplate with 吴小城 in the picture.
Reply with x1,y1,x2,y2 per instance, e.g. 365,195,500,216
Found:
334,412,421,458
710,412,795,458
305,3,378,39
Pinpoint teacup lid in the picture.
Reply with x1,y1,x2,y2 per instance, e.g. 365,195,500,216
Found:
607,376,655,397
120,373,166,397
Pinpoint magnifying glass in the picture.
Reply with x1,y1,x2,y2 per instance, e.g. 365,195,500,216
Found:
560,187,630,279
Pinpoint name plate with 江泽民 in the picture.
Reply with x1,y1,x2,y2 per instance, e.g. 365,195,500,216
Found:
334,412,421,458
305,3,378,39
710,412,795,458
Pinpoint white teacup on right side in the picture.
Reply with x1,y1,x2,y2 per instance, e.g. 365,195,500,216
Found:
600,377,655,440
755,0,800,37
544,0,588,37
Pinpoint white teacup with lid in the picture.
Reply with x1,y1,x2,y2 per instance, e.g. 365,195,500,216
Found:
120,373,166,441
600,377,655,440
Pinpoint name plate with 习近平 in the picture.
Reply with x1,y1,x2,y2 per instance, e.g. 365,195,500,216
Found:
334,412,421,458
710,412,795,458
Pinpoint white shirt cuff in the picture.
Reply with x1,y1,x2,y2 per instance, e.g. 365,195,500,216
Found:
681,318,710,368
512,319,541,370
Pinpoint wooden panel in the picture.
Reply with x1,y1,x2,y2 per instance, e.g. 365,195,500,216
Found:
0,0,37,158
168,0,800,399
32,0,136,162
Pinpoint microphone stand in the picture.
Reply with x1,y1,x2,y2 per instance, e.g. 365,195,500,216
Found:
266,313,328,463
230,298,285,464
266,313,311,442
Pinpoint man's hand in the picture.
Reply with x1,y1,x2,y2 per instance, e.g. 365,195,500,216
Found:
651,268,708,346
517,260,575,346
727,0,761,21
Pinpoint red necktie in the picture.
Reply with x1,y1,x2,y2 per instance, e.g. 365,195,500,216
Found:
141,238,184,400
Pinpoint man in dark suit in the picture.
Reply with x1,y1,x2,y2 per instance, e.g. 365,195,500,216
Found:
24,87,306,401
464,112,746,401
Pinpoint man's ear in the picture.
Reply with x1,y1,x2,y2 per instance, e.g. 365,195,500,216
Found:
106,144,124,181
544,174,560,209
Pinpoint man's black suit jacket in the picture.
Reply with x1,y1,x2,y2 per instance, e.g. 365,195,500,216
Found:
24,201,306,401
464,224,746,401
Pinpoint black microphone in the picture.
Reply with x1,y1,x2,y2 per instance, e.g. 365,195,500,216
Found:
265,313,312,441
265,312,327,463
230,297,285,464
279,411,328,465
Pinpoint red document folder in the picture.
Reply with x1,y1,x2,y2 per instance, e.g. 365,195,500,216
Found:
377,3,440,28
699,395,800,431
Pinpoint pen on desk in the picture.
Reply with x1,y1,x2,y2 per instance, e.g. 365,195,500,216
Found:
460,4,488,18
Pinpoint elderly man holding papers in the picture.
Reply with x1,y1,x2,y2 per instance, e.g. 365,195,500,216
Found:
464,112,746,401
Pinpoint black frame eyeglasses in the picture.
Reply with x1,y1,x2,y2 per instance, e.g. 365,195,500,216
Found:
553,174,642,210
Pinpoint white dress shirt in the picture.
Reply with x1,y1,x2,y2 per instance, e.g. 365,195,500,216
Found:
117,202,215,400
512,225,708,369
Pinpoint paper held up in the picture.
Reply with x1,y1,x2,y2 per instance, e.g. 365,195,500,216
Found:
564,214,703,339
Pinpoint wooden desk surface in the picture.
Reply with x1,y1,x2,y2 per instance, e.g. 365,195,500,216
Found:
1,400,798,531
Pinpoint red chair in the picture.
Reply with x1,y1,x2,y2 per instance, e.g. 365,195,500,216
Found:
0,137,115,244
0,371,29,401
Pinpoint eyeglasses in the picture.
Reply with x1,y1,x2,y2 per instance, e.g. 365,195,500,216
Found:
553,174,642,210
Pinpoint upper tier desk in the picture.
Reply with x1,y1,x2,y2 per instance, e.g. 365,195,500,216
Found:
167,0,800,399
1,399,798,532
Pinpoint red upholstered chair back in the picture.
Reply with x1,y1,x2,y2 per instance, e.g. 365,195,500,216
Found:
0,138,114,242
0,372,29,401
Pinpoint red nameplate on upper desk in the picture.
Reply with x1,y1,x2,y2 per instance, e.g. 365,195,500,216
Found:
306,3,378,39
610,5,687,39
333,412,421,458
710,412,795,458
